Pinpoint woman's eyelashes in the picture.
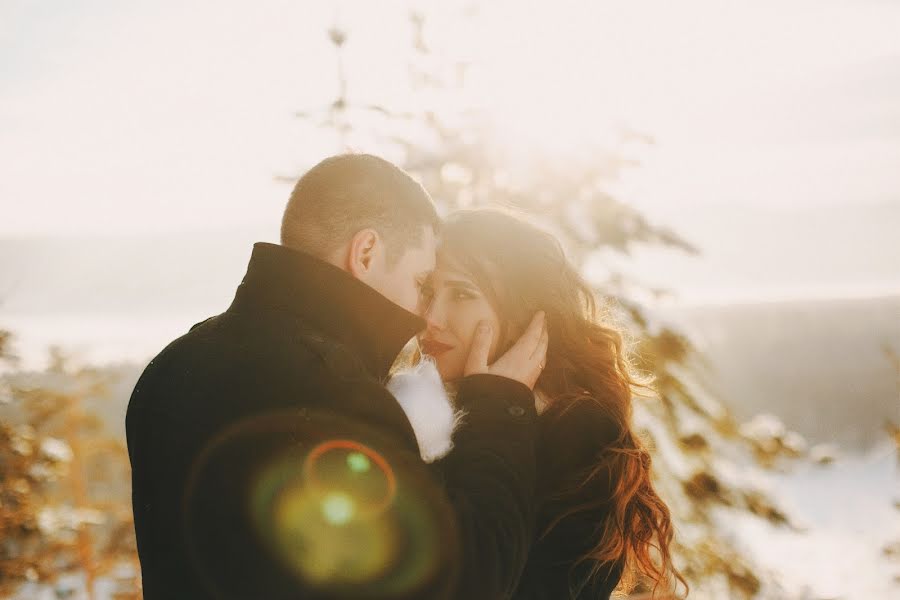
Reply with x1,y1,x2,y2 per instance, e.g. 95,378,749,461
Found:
420,274,481,306
449,286,478,301
440,278,481,301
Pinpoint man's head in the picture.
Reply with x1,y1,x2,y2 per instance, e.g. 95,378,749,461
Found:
281,154,439,315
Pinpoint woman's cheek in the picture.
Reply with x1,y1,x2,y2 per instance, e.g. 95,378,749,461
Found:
449,311,477,353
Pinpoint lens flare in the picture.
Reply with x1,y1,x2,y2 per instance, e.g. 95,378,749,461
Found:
184,410,458,597
250,438,401,586
346,451,371,473
321,492,355,525
303,439,396,517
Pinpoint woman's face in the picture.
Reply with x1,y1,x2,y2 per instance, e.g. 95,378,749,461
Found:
417,253,502,381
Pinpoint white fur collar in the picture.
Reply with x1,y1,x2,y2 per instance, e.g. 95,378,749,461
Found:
386,359,465,463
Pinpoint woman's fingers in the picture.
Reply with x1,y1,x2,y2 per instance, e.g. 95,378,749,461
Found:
463,312,548,388
501,311,544,362
463,320,494,375
524,323,549,388
531,320,549,361
520,311,546,356
479,311,546,389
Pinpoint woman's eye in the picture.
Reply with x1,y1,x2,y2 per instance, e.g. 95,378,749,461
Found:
452,290,477,301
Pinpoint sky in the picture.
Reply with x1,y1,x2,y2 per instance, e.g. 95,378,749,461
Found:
1,0,899,236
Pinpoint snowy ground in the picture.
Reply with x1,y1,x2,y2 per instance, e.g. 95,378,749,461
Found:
726,442,898,599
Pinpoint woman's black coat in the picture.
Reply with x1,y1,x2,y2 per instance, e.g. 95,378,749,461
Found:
510,397,626,599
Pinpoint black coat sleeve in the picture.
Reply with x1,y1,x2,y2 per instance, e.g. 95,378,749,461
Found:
430,374,540,600
513,399,625,600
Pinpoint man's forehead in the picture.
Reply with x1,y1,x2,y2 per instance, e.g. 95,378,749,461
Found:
395,225,437,269
416,226,438,265
433,253,470,280
422,225,438,250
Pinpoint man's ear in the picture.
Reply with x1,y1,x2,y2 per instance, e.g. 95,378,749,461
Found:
346,228,380,278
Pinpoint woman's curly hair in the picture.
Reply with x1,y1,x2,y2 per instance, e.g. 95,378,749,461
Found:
439,208,688,598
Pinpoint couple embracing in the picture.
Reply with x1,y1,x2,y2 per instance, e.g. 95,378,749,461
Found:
126,154,683,599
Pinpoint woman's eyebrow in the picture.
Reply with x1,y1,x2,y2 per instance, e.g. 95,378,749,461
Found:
444,279,479,290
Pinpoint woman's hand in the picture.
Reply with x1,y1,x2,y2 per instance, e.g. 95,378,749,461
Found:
463,311,548,390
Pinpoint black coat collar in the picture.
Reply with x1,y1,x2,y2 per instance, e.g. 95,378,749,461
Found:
228,242,425,381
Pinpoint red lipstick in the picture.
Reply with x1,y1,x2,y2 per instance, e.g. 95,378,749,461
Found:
419,338,455,357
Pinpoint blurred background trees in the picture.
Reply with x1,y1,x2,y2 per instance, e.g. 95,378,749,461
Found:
0,333,140,598
292,9,815,598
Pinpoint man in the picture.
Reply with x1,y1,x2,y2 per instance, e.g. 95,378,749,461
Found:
126,154,546,599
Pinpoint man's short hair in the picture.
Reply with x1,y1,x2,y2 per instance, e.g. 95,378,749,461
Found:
281,154,440,265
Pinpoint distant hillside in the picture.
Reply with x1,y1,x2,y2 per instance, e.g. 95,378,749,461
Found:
1,202,897,452
597,200,900,305
0,227,270,315
1,202,899,314
663,294,900,451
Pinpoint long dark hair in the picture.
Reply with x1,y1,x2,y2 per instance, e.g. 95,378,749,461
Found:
439,208,687,598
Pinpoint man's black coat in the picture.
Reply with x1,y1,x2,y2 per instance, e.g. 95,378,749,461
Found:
126,243,538,600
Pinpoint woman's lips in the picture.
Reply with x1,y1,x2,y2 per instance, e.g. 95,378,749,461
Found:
419,339,455,357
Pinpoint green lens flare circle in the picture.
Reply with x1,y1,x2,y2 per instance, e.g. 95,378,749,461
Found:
303,439,397,517
346,451,371,473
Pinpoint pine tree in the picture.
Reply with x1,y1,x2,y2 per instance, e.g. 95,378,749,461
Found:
292,9,811,598
0,334,140,599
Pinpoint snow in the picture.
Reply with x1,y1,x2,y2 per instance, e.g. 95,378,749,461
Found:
725,442,898,599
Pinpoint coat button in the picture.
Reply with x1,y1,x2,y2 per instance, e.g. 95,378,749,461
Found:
507,405,526,417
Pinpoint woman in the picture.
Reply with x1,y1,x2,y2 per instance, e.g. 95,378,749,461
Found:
392,208,686,599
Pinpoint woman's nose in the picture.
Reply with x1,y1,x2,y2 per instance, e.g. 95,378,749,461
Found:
423,297,447,330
